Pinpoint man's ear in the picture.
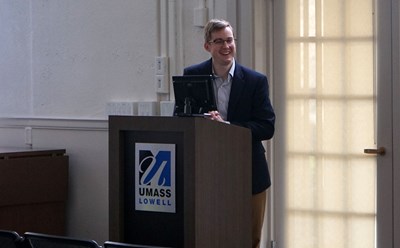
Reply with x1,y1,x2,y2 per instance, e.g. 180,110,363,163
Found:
204,42,211,52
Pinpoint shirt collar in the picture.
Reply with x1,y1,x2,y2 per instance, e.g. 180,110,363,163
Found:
229,59,236,78
212,59,236,79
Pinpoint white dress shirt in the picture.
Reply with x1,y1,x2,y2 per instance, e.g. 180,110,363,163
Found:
213,60,235,120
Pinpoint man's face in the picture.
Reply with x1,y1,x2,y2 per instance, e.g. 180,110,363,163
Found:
204,26,236,67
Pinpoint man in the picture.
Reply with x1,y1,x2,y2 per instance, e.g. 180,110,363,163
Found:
183,19,275,248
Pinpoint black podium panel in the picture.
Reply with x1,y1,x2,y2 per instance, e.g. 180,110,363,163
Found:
123,131,184,247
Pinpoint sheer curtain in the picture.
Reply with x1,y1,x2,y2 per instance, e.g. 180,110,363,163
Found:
255,0,377,247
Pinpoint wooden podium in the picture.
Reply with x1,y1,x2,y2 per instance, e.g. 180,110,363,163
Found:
109,116,251,248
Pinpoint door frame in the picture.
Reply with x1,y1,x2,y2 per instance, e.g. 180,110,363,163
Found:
391,0,400,247
376,0,395,247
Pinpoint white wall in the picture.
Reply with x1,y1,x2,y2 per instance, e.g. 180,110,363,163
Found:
0,0,245,244
0,0,252,119
6,0,159,119
0,1,31,116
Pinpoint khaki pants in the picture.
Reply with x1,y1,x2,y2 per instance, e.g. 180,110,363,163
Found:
252,190,267,248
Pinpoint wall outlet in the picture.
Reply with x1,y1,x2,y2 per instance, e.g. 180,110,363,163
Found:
25,127,32,145
156,74,169,93
155,56,168,75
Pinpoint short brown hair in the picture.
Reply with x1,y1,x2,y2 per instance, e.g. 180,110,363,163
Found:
204,19,235,43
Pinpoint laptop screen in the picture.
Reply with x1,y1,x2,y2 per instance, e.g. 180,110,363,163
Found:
172,75,217,116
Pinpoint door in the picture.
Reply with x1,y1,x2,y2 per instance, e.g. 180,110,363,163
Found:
253,0,395,247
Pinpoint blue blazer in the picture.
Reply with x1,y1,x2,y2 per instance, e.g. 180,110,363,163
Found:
183,59,275,194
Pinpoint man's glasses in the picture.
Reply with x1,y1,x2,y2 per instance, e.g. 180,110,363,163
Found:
208,37,235,46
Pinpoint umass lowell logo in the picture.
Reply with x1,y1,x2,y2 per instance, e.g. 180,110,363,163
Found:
139,150,172,187
135,143,176,213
